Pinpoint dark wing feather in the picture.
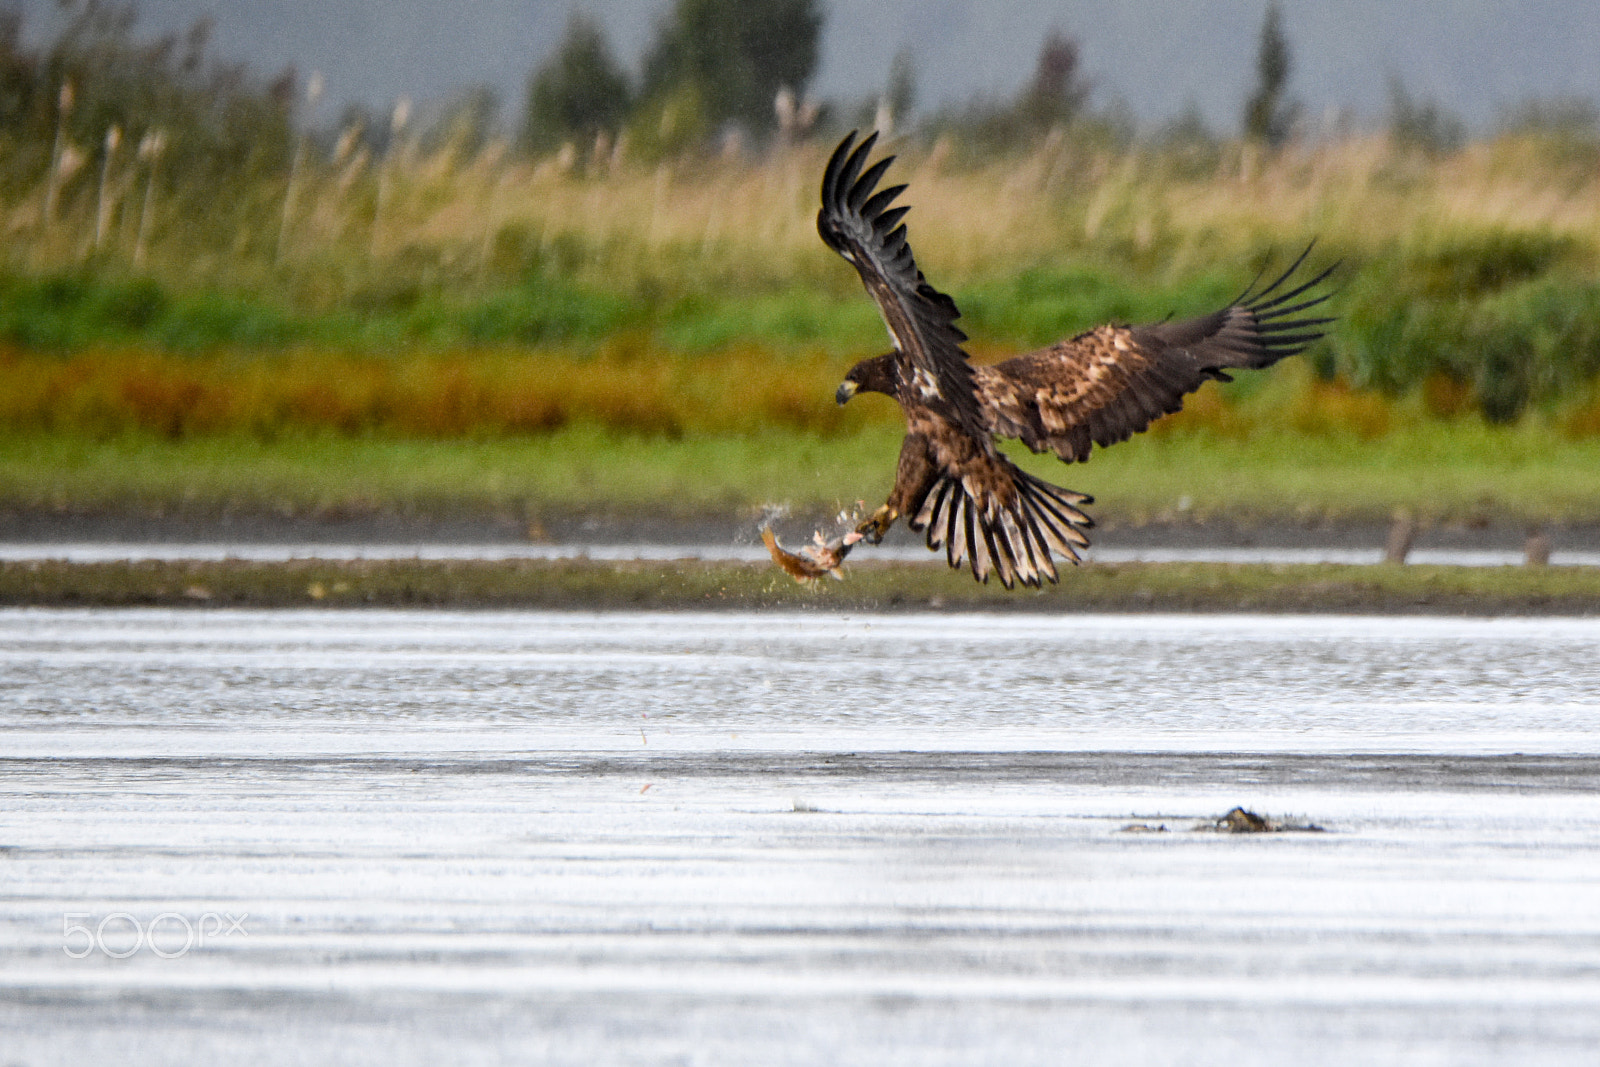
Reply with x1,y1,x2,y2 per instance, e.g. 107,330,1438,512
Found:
818,131,986,439
977,245,1337,463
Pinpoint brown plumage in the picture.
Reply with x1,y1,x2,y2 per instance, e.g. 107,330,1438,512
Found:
815,130,1336,589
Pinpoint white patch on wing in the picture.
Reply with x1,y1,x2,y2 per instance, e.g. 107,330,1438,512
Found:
870,300,908,353
912,367,941,400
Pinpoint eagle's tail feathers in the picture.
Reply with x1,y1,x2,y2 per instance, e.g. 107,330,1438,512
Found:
996,506,1033,588
913,468,1095,587
1019,473,1095,552
1015,504,1060,585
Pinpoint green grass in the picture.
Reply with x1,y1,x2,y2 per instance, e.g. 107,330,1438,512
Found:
0,271,643,352
1056,423,1600,524
0,428,891,518
8,420,1600,524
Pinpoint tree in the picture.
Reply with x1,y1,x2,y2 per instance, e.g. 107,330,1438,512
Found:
1242,2,1299,147
640,0,822,136
1386,74,1463,158
882,47,916,132
424,84,502,157
1153,100,1223,178
523,14,631,153
1017,30,1091,132
926,29,1098,151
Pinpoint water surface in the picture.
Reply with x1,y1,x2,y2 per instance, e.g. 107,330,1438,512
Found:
3,610,1598,1065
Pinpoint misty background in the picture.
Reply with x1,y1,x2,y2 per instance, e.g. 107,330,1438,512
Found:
16,0,1600,136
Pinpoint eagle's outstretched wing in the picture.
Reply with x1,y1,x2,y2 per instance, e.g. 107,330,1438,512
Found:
976,247,1337,463
817,131,986,440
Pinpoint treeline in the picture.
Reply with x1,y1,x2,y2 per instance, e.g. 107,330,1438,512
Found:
0,0,1383,219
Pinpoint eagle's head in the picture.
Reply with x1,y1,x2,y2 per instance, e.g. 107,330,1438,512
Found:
836,353,898,405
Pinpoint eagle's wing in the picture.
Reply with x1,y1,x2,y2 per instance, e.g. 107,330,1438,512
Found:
818,131,986,439
976,247,1337,463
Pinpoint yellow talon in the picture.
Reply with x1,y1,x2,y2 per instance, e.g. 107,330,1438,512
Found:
854,505,898,545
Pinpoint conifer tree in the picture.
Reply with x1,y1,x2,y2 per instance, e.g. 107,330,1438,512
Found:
524,14,631,152
640,0,823,135
1243,2,1299,147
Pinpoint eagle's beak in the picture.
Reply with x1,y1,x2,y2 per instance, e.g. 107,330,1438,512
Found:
835,380,858,406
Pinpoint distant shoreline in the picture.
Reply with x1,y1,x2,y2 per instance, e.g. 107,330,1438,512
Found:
6,557,1599,615
6,506,1600,554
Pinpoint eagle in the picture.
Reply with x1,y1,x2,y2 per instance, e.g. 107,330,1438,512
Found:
765,130,1336,589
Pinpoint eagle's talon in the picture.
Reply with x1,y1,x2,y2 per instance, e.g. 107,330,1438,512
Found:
854,506,896,545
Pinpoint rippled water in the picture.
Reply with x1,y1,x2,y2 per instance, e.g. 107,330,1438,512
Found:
3,609,1600,1065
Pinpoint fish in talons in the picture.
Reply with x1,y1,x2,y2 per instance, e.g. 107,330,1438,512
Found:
761,526,853,583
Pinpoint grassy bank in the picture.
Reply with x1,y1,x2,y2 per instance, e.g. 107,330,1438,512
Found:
5,557,1599,614
8,133,1600,429
8,133,1600,528
7,416,1600,526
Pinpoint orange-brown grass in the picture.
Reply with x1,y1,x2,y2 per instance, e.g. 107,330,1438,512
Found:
0,344,886,439
1,339,1548,451
1137,362,1399,444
